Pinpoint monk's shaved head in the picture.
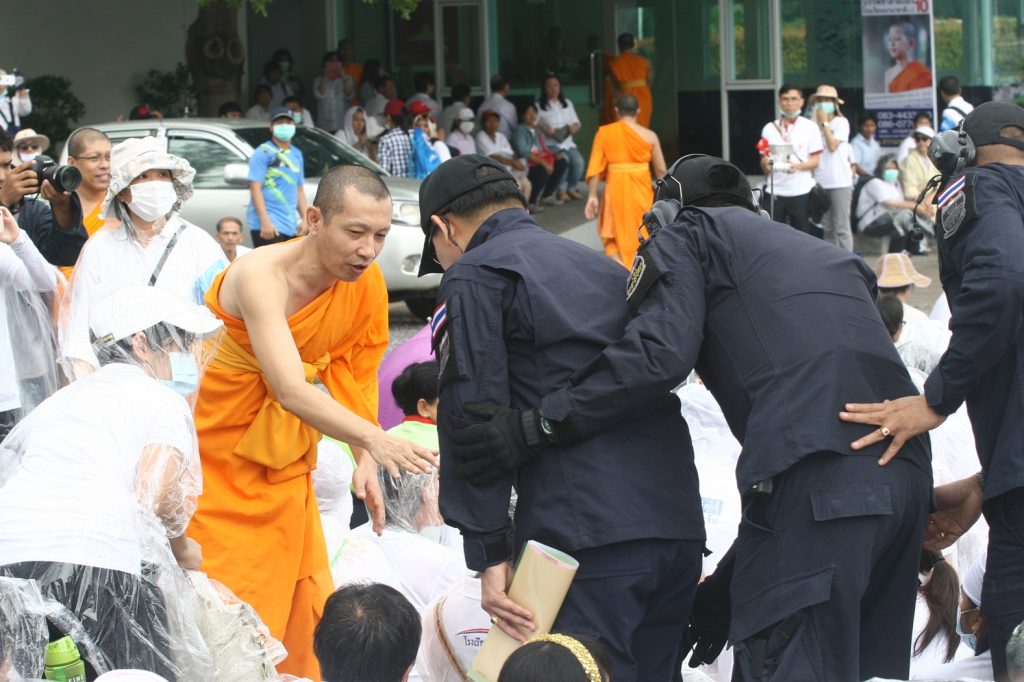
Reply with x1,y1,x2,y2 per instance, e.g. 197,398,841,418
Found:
67,127,111,157
314,164,390,221
616,94,639,116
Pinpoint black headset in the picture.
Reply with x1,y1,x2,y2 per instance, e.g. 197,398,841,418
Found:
928,120,976,178
641,154,709,243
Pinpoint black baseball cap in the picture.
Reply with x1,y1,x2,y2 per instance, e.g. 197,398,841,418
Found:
964,101,1024,150
417,154,515,276
659,155,754,208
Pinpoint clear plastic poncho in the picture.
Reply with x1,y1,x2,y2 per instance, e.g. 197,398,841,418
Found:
0,313,221,680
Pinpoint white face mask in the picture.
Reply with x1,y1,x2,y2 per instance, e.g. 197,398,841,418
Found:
19,151,40,162
458,120,474,133
128,180,178,222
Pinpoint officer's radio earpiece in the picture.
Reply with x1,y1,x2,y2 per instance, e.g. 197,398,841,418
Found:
928,120,976,178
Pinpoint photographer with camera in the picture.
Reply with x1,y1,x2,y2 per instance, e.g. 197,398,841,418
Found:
0,69,31,136
0,131,87,268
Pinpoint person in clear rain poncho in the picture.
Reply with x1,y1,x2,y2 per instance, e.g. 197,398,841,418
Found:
0,285,223,680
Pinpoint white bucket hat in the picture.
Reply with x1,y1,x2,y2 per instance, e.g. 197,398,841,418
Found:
90,285,222,347
103,136,196,218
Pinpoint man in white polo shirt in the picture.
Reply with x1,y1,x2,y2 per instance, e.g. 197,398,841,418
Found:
759,84,823,233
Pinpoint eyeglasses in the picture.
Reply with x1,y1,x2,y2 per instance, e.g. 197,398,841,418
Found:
72,154,112,163
17,143,40,150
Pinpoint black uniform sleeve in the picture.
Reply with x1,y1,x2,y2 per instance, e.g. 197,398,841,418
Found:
15,195,87,267
435,267,517,571
924,173,1024,415
541,222,706,440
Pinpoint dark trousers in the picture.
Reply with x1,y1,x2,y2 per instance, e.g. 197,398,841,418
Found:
552,538,703,682
763,191,812,234
729,452,932,681
526,158,568,205
250,230,293,248
982,487,1024,682
0,561,178,681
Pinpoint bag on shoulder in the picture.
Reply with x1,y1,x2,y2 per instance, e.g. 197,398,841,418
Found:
808,184,831,224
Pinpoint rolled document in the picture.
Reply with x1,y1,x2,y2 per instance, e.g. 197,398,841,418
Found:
469,540,579,682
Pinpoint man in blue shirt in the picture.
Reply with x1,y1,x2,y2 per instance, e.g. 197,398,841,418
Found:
247,106,307,247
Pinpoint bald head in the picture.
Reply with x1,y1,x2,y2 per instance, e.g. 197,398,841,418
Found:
313,164,390,221
616,94,639,116
67,128,111,158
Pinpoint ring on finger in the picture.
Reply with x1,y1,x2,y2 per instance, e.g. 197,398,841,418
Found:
490,615,501,625
880,426,891,437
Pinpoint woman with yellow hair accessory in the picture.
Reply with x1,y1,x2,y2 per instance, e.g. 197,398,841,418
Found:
498,633,611,682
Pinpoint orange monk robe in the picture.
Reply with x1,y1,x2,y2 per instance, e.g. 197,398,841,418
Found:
608,51,653,127
343,62,363,105
587,120,653,268
188,263,389,681
888,60,932,93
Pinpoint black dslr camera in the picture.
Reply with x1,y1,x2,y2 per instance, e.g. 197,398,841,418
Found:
30,155,82,193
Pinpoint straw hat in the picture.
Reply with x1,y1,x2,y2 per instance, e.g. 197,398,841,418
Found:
12,128,50,154
808,85,845,105
875,253,931,288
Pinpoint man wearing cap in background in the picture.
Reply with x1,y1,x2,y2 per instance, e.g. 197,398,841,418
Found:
418,154,705,681
247,106,307,248
454,154,932,681
841,101,1024,682
188,163,437,681
377,99,413,177
875,252,932,325
61,136,226,378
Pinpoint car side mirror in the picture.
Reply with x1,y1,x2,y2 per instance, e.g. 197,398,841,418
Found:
223,163,250,186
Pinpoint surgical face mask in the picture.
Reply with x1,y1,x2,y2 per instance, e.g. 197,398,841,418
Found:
19,150,40,162
781,109,801,120
273,123,296,142
883,168,900,183
161,351,200,397
128,180,178,222
458,120,474,133
279,61,291,72
816,102,836,115
956,606,978,653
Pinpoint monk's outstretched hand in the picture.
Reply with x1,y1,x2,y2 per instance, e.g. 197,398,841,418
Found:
367,431,439,478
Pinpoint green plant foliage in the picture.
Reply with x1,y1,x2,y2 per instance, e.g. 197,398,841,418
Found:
19,75,86,144
134,63,197,118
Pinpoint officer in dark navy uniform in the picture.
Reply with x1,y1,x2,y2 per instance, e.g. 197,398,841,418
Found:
452,155,933,681
416,154,705,682
841,101,1024,682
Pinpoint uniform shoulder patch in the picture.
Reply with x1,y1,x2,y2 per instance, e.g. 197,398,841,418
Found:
936,174,976,242
626,255,646,299
626,247,665,315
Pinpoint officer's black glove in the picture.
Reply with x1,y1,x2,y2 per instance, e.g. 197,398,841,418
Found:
680,546,735,668
451,401,551,485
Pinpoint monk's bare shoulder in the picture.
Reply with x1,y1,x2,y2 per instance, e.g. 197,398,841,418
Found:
219,245,290,319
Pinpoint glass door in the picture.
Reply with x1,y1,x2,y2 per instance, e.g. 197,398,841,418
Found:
434,0,489,98
720,0,781,172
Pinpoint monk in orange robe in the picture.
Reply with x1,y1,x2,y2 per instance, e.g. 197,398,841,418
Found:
60,128,112,278
187,165,438,680
608,33,653,127
884,22,933,93
584,94,666,268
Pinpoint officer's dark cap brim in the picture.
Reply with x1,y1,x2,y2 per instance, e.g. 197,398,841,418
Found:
665,155,754,208
963,101,1024,148
417,155,515,277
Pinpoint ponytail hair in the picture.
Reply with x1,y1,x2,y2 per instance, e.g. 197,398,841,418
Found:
915,549,960,662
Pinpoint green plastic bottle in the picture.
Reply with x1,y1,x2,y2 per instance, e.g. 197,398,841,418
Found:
43,636,87,682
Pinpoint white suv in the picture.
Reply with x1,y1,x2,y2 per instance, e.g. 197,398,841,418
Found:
64,119,439,318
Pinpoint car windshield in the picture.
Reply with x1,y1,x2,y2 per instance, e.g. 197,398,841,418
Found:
234,126,387,178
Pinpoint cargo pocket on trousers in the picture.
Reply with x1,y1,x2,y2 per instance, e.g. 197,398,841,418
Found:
809,483,893,522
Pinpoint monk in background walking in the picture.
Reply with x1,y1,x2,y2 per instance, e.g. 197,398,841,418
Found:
584,94,666,267
608,33,653,127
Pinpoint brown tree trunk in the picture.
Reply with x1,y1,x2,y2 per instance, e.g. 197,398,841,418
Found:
186,4,246,117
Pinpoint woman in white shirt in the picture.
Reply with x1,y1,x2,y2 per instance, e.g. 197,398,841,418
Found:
61,137,228,378
0,285,222,680
855,154,932,253
536,74,584,200
446,107,477,157
476,109,531,199
335,106,374,160
313,51,354,134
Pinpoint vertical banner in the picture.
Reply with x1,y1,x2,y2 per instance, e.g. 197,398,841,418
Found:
861,0,937,146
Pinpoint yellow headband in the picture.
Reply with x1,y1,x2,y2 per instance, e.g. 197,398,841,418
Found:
526,634,601,682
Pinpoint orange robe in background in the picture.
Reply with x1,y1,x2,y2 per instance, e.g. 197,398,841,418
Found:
343,62,363,105
888,60,932,93
587,120,653,268
608,51,653,127
189,264,389,681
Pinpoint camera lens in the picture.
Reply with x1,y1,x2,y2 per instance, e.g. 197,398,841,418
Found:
50,166,82,193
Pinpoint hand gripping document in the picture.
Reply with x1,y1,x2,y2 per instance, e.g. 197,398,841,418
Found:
470,541,579,682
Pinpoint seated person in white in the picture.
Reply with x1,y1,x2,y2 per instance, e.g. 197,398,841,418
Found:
61,136,228,378
0,285,222,680
331,465,466,616
416,576,490,682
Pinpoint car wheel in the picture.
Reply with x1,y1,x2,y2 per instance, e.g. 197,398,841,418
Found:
405,296,438,321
